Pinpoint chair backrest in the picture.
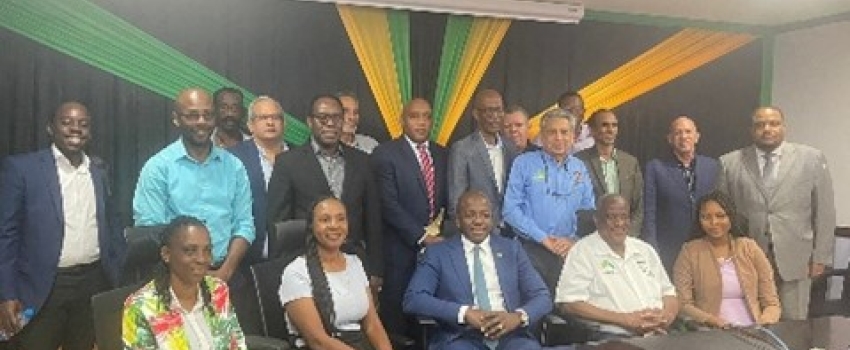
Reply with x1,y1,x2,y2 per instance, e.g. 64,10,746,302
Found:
270,220,308,260
91,283,144,350
122,226,166,285
251,257,293,340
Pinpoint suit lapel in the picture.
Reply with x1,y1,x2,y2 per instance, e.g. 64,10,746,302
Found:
472,133,498,192
615,152,629,195
301,146,333,195
448,237,474,304
400,139,428,198
742,146,770,202
490,237,513,310
587,149,606,193
40,151,63,223
770,143,797,199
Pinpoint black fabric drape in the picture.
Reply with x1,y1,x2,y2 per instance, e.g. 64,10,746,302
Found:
0,0,760,227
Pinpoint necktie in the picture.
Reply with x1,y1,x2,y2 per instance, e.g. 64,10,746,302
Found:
417,143,436,218
473,245,497,349
762,152,775,186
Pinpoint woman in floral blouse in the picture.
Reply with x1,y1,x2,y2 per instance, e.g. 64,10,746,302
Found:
123,216,246,349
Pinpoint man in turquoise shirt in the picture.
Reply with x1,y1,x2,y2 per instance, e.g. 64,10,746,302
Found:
503,108,595,292
132,88,255,329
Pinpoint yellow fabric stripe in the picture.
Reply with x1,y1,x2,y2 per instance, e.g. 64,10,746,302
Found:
436,18,511,145
528,29,754,139
337,5,404,137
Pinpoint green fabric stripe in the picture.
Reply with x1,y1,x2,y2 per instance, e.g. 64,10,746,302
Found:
431,15,473,140
0,0,310,145
760,36,775,105
388,10,412,104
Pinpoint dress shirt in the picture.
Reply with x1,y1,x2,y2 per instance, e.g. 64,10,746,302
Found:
352,133,380,154
310,138,345,199
555,233,675,334
255,139,288,189
599,151,619,195
482,133,506,194
404,135,431,169
502,150,595,242
457,235,506,323
133,139,255,263
53,145,100,267
570,124,594,154
169,287,214,350
756,142,784,182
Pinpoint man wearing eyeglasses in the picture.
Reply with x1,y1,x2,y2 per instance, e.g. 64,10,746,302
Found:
448,89,519,237
267,94,383,290
503,108,595,293
133,87,256,325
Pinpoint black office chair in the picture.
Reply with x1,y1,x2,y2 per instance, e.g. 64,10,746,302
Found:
539,312,599,346
92,283,144,350
809,266,850,318
121,225,166,285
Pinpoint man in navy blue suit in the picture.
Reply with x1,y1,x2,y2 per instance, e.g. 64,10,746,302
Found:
228,95,289,264
371,98,448,339
404,190,551,350
0,102,123,349
643,116,719,272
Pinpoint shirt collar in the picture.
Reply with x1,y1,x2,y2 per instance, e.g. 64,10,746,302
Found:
540,150,573,168
51,144,90,171
479,131,503,149
176,138,222,163
169,286,204,313
590,232,639,259
461,234,492,255
756,142,785,158
311,137,343,157
404,135,429,152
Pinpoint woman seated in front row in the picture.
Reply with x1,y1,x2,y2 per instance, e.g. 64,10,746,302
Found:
123,216,246,349
279,197,392,350
673,190,781,328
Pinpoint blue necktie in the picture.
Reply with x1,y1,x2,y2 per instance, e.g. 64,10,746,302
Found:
473,246,497,349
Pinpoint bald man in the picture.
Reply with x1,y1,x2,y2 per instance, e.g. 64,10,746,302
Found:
643,116,719,272
0,102,123,349
133,88,256,326
371,98,448,338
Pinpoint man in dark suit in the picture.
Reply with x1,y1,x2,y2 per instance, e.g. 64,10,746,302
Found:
575,109,643,237
448,89,519,236
643,116,719,272
267,94,383,288
371,98,447,338
404,190,551,349
228,95,289,264
0,102,123,349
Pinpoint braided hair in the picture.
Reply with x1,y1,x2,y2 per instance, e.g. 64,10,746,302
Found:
304,196,341,335
691,190,748,240
153,215,215,316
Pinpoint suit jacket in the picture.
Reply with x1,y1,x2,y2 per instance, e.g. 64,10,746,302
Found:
266,143,383,276
575,147,644,237
448,132,519,226
717,143,835,281
673,237,781,324
370,138,447,277
227,139,282,264
643,154,719,270
403,234,552,349
0,149,123,313
123,276,246,349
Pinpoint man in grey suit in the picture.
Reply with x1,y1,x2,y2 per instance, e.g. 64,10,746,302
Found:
448,89,519,236
718,106,835,320
575,109,643,237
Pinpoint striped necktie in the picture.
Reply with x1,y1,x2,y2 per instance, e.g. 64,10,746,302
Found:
417,143,436,218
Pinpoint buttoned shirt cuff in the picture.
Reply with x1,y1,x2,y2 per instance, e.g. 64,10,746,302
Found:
458,305,470,324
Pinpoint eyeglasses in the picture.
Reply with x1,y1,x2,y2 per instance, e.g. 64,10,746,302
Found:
476,107,504,116
179,111,215,122
311,113,343,125
252,114,283,122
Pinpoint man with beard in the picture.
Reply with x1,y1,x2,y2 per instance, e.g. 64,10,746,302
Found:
267,94,383,289
575,109,643,237
448,89,519,236
213,87,250,148
0,102,123,349
133,88,255,325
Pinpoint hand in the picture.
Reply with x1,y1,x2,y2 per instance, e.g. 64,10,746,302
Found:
463,308,489,330
209,266,234,282
0,300,23,336
422,235,444,246
480,311,522,340
810,263,826,278
369,276,384,297
703,315,730,329
542,236,573,257
619,310,664,335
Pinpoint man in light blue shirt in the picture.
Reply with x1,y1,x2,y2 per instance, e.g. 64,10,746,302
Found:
133,87,254,282
503,108,595,292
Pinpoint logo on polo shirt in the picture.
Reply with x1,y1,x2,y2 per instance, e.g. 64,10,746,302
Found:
600,259,616,274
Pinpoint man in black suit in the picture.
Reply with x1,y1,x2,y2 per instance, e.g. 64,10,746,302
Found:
267,94,383,288
371,98,447,339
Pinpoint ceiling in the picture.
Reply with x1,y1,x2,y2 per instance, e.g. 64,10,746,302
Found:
577,0,850,27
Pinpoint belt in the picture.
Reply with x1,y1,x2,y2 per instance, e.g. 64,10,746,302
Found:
57,260,101,275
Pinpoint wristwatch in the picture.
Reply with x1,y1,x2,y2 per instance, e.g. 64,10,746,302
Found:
516,309,529,327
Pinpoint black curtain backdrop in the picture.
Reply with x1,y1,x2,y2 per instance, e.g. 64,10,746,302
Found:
0,0,760,226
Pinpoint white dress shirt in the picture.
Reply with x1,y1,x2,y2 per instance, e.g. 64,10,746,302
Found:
756,142,784,182
53,145,100,267
457,235,506,323
482,133,505,194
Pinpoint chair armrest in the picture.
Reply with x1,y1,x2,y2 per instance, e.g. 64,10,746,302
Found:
246,335,291,350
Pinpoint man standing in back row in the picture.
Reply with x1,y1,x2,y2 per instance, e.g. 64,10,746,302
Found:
717,106,835,320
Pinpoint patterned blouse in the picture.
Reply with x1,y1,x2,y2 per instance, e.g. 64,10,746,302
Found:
123,276,247,349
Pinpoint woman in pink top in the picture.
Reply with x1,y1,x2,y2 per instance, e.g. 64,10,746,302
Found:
673,190,781,328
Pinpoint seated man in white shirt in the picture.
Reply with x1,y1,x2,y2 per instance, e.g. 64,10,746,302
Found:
555,194,678,339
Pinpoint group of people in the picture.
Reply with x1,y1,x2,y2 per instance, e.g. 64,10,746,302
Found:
0,84,835,350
